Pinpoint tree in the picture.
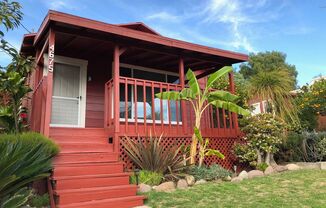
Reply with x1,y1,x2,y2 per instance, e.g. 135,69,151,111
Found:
0,1,34,133
239,51,298,88
156,67,250,166
295,77,326,130
248,69,298,123
0,0,22,37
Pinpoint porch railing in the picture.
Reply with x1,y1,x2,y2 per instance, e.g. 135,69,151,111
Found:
105,77,239,137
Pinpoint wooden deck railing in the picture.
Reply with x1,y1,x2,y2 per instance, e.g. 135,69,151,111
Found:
105,77,240,137
30,76,48,133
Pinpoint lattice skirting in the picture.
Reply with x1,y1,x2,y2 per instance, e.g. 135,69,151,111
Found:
119,136,242,170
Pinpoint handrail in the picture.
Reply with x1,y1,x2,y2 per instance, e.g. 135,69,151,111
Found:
47,177,56,208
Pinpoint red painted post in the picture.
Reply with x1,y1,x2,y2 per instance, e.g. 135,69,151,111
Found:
179,57,187,133
228,71,239,133
113,45,120,133
43,29,55,137
113,45,120,152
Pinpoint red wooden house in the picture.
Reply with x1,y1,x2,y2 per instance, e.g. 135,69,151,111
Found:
21,10,248,208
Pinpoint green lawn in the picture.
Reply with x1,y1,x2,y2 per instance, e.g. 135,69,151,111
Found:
144,169,326,208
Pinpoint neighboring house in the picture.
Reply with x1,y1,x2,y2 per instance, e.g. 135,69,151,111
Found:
21,11,248,207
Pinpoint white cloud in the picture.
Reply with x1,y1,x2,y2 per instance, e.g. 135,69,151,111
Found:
45,0,83,11
201,0,261,52
146,11,181,23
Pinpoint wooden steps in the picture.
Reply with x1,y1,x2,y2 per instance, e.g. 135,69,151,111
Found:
49,127,144,208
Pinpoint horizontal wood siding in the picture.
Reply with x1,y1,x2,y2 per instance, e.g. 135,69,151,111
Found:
85,59,111,128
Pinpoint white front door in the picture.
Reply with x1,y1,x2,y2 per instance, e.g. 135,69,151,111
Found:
50,59,87,127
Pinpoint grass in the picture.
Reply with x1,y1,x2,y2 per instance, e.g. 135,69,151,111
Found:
144,169,326,208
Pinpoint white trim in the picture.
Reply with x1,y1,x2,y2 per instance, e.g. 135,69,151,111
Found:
44,54,88,128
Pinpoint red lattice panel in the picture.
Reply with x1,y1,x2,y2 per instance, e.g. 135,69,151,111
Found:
119,136,241,170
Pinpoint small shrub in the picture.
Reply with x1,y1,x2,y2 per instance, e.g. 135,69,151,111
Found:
256,163,268,171
130,170,163,186
29,193,49,208
188,164,231,181
316,137,326,161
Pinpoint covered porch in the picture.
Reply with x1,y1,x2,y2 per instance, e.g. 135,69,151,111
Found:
22,11,247,154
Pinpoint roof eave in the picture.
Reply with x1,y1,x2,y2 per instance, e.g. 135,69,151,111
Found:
33,10,248,62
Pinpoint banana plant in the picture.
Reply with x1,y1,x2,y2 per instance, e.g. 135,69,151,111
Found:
156,67,250,165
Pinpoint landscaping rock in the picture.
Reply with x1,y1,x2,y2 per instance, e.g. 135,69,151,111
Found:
238,170,248,180
274,165,288,172
177,179,188,189
286,164,300,171
264,166,275,175
320,162,326,170
248,170,264,179
231,176,243,183
138,183,152,193
223,176,232,181
185,175,195,186
195,179,207,185
153,181,175,192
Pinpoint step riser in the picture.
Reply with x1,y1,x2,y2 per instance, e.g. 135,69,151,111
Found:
54,153,119,165
55,176,130,190
53,164,123,177
58,144,113,153
51,136,108,144
58,187,137,205
61,198,144,208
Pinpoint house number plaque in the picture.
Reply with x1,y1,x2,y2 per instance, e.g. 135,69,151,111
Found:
48,44,55,73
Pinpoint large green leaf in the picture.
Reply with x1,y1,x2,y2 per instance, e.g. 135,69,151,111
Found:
186,69,201,96
155,91,182,100
210,100,250,116
205,149,225,159
206,66,233,90
208,90,239,102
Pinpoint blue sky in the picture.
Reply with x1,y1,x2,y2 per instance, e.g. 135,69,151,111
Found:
1,0,325,86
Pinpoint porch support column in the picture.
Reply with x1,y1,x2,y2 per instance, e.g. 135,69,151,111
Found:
113,45,120,151
43,28,55,137
179,57,187,133
228,71,239,132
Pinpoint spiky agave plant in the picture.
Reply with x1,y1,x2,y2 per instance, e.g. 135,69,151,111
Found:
122,133,188,180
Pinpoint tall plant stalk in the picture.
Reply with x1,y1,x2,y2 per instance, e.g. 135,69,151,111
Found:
156,67,250,165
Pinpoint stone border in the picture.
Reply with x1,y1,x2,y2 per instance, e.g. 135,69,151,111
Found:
281,162,326,170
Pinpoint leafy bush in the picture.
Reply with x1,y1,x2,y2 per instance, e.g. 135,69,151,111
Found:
276,131,326,162
122,134,187,180
316,136,326,161
256,163,268,171
130,170,163,186
0,132,59,207
235,114,286,166
28,193,49,208
233,143,258,167
188,164,231,181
